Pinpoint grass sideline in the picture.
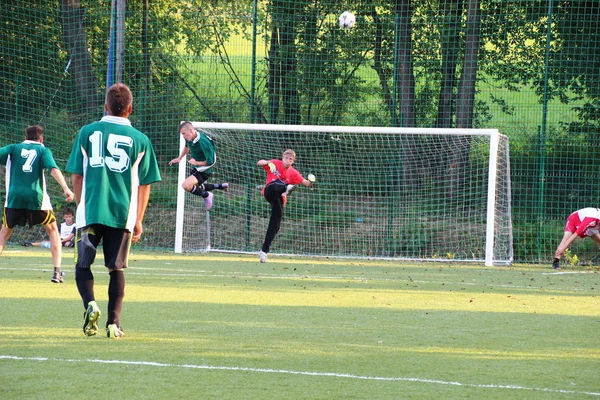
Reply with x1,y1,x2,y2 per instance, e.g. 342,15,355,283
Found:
1,248,599,399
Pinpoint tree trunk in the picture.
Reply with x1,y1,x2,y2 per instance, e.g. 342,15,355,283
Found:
395,0,416,128
436,0,464,128
267,25,280,124
456,0,481,128
448,0,481,199
279,12,300,125
59,0,101,123
371,10,395,124
392,0,418,196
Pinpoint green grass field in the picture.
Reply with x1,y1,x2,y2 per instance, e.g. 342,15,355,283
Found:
1,247,599,399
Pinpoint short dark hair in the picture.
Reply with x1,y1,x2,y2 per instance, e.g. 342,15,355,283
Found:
62,207,74,216
105,83,132,116
178,121,193,131
25,125,44,141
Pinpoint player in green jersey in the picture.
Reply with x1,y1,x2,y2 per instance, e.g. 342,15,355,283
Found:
67,83,162,339
168,121,229,211
0,125,75,283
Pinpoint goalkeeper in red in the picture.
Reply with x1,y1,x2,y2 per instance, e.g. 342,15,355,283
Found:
257,149,315,263
67,83,162,339
168,121,229,211
552,207,600,269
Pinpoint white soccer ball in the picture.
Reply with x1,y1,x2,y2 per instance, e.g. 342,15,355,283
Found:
339,11,356,29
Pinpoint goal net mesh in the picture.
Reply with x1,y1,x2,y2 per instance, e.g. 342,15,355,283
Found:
179,123,512,264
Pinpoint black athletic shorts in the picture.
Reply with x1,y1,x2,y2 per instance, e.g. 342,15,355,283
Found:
189,168,211,185
75,224,132,270
2,208,56,229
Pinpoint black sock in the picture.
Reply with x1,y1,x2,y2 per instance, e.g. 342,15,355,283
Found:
75,266,95,308
107,270,125,327
190,185,207,197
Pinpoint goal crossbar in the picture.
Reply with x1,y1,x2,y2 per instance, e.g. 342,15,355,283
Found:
192,122,500,136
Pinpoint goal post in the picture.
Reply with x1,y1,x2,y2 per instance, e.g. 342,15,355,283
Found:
175,122,512,266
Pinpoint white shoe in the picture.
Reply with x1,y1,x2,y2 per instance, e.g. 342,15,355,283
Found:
258,251,267,263
204,192,214,211
285,184,297,195
106,324,125,339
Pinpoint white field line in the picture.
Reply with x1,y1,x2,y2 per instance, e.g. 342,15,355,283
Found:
1,355,598,397
0,266,593,292
541,271,598,275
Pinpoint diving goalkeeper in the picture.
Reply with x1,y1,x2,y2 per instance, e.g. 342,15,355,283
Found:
257,149,315,263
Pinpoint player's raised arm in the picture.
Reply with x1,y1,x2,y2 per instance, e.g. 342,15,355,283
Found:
169,147,189,166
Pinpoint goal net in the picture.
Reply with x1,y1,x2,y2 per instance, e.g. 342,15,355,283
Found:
175,123,512,266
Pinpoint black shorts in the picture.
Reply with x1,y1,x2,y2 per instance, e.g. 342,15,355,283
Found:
75,224,132,270
2,208,56,229
263,180,287,203
189,168,211,185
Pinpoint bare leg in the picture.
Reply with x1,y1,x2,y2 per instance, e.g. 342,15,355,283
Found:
554,231,575,260
0,225,14,256
182,175,202,194
43,221,62,272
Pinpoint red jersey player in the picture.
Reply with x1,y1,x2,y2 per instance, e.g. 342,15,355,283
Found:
256,149,315,263
553,207,600,269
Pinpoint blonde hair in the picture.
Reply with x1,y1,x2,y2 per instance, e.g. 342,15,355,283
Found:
283,149,296,160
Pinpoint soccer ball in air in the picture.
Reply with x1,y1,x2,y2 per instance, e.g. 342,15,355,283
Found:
339,11,356,29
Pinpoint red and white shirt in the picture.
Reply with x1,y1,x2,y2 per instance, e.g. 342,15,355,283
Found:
565,208,600,237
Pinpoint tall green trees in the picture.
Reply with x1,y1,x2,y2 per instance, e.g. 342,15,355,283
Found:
59,0,102,123
0,0,69,137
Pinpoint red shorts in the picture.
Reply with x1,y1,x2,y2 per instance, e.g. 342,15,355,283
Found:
565,213,599,238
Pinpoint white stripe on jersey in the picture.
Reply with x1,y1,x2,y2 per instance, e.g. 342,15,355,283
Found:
124,151,144,231
76,146,89,228
3,156,11,208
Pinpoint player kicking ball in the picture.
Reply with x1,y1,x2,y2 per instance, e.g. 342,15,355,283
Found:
257,149,315,263
169,121,229,211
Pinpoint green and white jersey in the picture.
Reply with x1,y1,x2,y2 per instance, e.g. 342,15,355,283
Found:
186,130,216,174
66,116,162,230
0,141,58,210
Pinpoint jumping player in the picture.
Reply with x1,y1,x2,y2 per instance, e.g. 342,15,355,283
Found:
168,121,228,211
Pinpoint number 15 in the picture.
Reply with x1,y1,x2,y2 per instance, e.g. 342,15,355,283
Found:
88,131,133,173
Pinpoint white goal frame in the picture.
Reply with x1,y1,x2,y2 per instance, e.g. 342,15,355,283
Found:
175,122,512,266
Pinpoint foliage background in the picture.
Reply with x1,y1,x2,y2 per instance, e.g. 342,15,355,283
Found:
0,0,599,263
